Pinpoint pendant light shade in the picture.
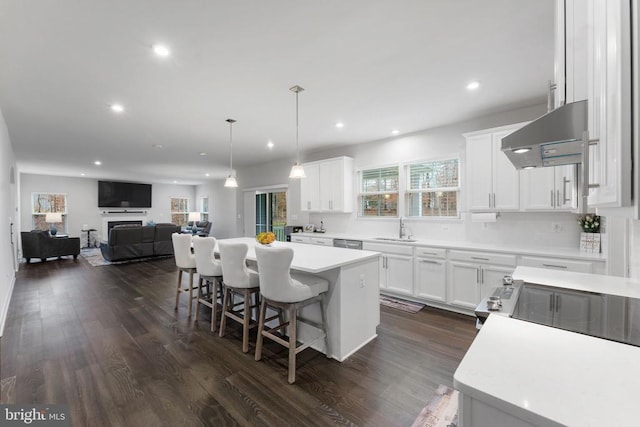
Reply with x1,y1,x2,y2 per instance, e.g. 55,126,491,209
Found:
289,85,306,179
224,118,238,188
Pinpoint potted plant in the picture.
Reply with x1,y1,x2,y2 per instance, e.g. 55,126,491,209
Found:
577,214,600,233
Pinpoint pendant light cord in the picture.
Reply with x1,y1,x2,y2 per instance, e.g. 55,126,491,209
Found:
295,89,299,165
226,118,236,175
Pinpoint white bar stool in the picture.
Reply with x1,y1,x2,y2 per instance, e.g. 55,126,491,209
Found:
218,241,261,353
171,233,198,317
192,236,223,332
254,245,329,384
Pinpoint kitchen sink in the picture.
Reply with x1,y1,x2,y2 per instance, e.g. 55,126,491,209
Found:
373,237,417,242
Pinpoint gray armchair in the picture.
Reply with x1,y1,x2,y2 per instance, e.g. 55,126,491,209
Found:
21,230,81,263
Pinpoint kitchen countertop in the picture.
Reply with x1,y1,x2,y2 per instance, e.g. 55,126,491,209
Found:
292,232,606,262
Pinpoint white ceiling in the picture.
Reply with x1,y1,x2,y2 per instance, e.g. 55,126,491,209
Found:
0,0,554,185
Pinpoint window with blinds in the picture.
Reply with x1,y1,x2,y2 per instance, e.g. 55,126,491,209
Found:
200,197,209,222
32,192,67,231
405,159,459,218
358,166,399,217
170,197,189,226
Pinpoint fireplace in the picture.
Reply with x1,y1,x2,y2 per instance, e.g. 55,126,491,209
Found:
107,220,143,236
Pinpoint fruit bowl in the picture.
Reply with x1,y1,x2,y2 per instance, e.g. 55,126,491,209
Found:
256,232,276,245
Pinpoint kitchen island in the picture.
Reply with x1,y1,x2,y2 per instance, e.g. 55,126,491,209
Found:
216,237,381,361
454,266,640,426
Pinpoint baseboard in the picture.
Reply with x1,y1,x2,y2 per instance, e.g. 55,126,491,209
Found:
0,274,16,337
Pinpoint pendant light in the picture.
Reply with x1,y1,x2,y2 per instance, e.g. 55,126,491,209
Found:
289,85,306,178
224,118,238,188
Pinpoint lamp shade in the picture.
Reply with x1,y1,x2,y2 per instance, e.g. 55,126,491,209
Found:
187,212,201,222
45,212,62,223
289,164,306,179
224,175,238,188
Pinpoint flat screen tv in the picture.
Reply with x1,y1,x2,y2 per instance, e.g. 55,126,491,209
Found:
98,181,152,208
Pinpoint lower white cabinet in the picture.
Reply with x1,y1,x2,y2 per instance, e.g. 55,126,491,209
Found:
414,248,447,302
363,242,414,296
518,255,596,273
290,235,310,244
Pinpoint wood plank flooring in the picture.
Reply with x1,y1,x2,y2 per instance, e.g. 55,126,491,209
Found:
1,254,476,426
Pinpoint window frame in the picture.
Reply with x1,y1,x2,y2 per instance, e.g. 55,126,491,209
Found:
404,156,461,219
200,196,209,222
357,165,400,218
31,192,68,232
170,197,190,226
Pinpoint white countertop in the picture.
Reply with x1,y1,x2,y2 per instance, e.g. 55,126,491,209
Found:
513,266,640,299
293,232,606,262
454,314,640,427
217,237,379,274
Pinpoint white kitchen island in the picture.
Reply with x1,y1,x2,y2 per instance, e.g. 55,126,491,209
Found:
454,266,640,426
217,237,381,361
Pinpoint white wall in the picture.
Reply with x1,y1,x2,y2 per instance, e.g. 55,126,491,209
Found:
19,174,195,242
195,179,237,238
0,106,18,336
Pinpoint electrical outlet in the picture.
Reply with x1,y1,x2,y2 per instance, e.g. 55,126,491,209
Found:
552,223,562,233
359,274,365,288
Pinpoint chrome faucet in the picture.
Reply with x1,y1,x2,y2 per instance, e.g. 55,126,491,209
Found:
399,216,406,239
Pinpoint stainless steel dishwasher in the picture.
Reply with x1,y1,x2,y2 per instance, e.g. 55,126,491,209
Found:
333,239,363,250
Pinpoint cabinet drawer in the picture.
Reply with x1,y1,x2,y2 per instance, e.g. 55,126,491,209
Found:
290,235,309,244
309,237,332,246
449,250,517,267
519,256,593,273
415,247,446,259
362,242,413,256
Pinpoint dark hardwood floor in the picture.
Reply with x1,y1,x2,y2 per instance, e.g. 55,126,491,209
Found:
1,253,476,426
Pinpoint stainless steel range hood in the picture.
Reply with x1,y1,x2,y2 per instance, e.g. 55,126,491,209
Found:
501,100,588,169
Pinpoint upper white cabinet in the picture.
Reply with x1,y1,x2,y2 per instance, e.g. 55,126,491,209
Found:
464,124,524,212
556,0,632,208
300,156,354,213
520,165,577,211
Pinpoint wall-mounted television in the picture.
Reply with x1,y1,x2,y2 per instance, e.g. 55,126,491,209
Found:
98,181,152,208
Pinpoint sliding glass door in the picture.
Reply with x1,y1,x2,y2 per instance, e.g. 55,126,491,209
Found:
255,190,287,241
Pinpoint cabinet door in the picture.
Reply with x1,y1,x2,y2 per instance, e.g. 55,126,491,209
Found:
414,258,446,302
480,265,515,300
385,254,413,296
555,165,577,209
553,289,593,334
319,159,343,211
520,167,556,210
300,163,320,211
491,131,520,211
466,134,493,211
515,285,554,326
447,261,480,309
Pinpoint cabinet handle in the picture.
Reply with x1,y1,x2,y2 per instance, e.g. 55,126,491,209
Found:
480,268,484,284
421,252,438,256
542,263,567,269
492,193,496,208
471,256,490,261
562,177,570,203
420,259,439,265
488,193,492,208
556,190,561,207
555,294,560,312
549,294,554,311
307,201,311,210
550,190,555,208
476,268,480,284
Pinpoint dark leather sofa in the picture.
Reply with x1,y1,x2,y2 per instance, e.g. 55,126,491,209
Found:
100,223,180,262
21,230,81,263
185,220,212,237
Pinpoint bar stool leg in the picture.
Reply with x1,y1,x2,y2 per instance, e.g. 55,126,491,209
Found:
320,294,330,357
242,289,251,353
219,286,230,337
288,306,297,384
187,270,195,317
174,270,182,310
195,276,203,322
255,299,267,361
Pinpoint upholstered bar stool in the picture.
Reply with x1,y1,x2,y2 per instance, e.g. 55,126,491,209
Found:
172,233,198,317
218,241,261,353
254,245,329,384
192,236,223,332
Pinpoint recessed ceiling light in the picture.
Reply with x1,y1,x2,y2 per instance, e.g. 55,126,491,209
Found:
336,122,345,129
152,144,163,149
513,147,532,154
152,44,171,58
199,152,207,156
267,141,274,149
523,166,536,170
110,104,124,113
80,173,85,176
391,129,400,135
94,160,101,166
173,180,177,184
466,81,480,90
205,173,210,177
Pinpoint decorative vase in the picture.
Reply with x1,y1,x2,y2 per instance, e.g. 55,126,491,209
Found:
50,226,58,236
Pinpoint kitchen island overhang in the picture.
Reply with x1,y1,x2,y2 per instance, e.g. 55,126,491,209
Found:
215,238,381,361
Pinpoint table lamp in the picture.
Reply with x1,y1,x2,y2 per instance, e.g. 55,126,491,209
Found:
45,212,63,236
187,212,201,234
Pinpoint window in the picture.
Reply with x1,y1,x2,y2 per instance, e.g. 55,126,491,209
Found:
32,192,67,231
358,166,399,217
406,158,459,218
170,197,189,226
200,197,209,222
255,191,287,241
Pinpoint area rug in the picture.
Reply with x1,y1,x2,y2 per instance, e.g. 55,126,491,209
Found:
380,295,425,313
80,248,171,267
411,384,459,427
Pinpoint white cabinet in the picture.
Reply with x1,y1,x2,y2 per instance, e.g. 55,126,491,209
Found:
518,255,599,274
308,236,333,246
290,234,310,244
301,156,354,213
556,0,632,208
520,165,577,211
464,124,523,212
448,251,516,309
363,242,413,296
414,247,447,302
